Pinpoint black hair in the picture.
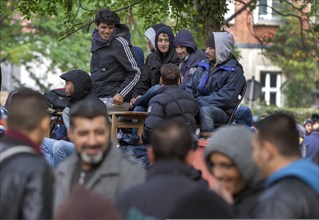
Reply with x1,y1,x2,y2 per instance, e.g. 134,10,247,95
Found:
160,63,181,85
255,111,300,157
95,9,120,26
70,99,109,128
311,113,319,122
7,87,48,131
150,120,193,162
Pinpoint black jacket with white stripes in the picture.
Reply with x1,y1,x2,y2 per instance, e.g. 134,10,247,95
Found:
90,24,141,101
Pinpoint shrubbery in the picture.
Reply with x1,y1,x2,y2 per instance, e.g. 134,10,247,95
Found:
251,105,318,123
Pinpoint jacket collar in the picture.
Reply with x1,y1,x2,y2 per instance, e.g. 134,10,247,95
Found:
147,160,193,181
57,142,122,189
5,129,42,155
266,159,319,196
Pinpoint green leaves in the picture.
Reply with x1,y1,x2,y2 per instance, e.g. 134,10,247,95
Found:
0,0,229,91
264,2,318,107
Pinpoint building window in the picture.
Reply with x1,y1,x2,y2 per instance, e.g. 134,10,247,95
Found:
260,71,281,106
253,0,282,24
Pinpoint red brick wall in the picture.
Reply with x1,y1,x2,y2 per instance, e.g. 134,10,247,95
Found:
224,0,279,44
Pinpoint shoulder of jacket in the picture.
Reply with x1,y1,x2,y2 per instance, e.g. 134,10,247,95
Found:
115,37,130,47
150,91,173,104
119,153,145,172
262,177,307,201
56,154,78,174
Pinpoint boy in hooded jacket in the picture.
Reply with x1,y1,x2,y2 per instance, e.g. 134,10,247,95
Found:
174,29,206,89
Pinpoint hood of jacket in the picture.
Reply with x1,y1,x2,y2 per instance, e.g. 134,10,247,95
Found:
91,24,130,53
60,69,92,102
174,29,197,53
205,125,261,187
266,159,319,196
144,23,167,50
154,26,177,63
235,106,253,127
213,32,234,65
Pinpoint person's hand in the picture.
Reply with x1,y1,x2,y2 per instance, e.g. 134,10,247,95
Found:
129,95,141,108
113,93,124,105
130,98,136,108
211,180,234,205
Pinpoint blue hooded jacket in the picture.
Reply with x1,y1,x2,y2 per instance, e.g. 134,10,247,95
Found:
185,32,246,114
174,30,206,89
266,159,319,196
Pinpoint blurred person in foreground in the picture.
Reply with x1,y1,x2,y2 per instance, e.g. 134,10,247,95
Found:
205,125,264,218
252,112,319,218
54,185,123,220
54,99,145,211
117,120,233,219
0,88,54,219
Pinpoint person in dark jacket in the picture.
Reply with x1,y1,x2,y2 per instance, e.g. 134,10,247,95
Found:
130,26,180,110
252,112,319,218
0,88,54,219
90,9,141,110
60,69,102,107
142,63,197,145
116,121,233,219
60,69,103,129
303,118,313,137
174,29,206,89
185,32,246,137
42,69,105,168
132,46,145,71
301,118,319,162
205,125,264,218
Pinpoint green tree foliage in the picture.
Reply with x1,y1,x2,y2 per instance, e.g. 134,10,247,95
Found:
263,1,318,107
0,0,229,90
0,7,91,73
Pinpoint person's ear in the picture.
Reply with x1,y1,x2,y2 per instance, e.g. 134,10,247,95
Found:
147,145,155,164
2,118,8,129
40,115,50,133
184,150,193,165
263,140,276,161
160,77,163,85
68,128,75,143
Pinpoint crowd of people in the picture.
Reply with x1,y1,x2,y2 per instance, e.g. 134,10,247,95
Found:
0,8,318,220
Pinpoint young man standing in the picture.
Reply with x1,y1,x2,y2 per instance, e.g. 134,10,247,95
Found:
90,9,141,111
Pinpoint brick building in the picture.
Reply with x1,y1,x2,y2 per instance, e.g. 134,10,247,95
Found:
224,0,284,106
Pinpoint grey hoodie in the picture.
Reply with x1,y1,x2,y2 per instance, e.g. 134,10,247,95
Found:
213,32,234,65
204,125,260,187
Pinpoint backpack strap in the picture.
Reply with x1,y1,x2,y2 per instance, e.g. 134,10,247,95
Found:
0,146,36,163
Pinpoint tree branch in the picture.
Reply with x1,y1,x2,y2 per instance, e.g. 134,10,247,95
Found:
58,0,144,41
